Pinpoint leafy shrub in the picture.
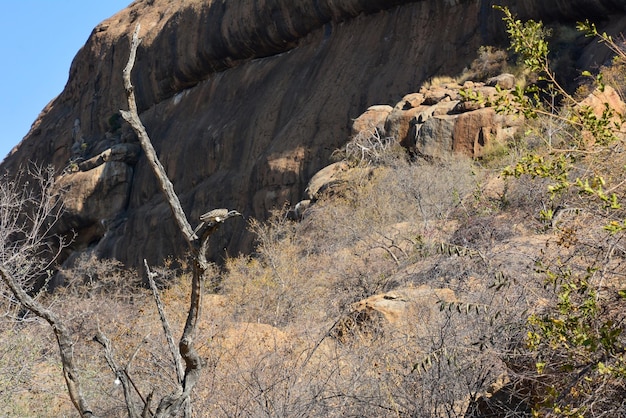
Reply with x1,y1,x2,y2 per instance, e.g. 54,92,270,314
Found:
467,7,626,416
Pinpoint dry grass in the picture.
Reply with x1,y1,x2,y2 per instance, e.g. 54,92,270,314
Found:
1,143,506,416
4,78,626,416
459,46,510,83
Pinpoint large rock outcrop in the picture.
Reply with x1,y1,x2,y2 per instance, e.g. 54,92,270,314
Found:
2,0,626,269
352,75,523,159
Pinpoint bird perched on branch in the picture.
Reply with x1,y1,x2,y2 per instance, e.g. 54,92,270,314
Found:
193,208,241,236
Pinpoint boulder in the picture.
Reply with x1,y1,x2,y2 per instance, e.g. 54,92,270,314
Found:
351,105,393,137
333,285,457,340
304,161,351,201
486,73,516,89
352,286,456,325
384,106,429,148
415,114,456,158
420,85,461,104
56,160,134,248
394,93,426,110
452,107,498,156
367,76,525,158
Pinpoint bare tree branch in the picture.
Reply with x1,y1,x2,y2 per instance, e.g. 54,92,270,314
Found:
152,233,211,417
144,259,184,384
120,24,199,418
142,392,154,418
0,265,96,418
93,326,142,418
120,23,240,417
0,165,66,296
119,24,196,244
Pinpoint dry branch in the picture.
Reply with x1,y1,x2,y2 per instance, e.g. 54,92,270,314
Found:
119,24,198,418
119,24,196,244
93,326,143,418
0,266,96,418
120,23,240,417
144,259,184,384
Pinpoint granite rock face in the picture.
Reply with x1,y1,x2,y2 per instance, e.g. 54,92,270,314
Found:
381,77,523,159
2,0,626,268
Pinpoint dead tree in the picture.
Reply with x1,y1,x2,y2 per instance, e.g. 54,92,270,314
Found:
0,167,98,416
117,24,240,417
0,24,240,417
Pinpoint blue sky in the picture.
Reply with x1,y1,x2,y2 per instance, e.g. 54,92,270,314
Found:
0,1,131,163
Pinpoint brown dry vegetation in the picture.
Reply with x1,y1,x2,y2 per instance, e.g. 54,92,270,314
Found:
3,18,626,418
4,88,626,416
0,133,547,417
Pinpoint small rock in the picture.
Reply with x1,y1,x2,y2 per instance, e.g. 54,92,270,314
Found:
486,73,516,89
394,93,425,110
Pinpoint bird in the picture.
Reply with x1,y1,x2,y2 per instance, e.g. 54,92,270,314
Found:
193,208,241,236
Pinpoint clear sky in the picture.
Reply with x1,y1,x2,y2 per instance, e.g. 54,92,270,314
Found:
0,1,132,163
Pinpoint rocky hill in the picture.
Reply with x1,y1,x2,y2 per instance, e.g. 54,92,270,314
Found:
2,0,625,270
3,1,626,415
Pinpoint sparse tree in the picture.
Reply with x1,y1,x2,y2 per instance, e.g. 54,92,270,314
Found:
0,24,240,418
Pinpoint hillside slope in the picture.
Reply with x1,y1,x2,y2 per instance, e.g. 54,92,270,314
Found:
3,2,626,415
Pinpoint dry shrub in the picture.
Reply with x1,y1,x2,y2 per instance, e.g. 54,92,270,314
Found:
0,165,65,317
227,152,479,324
57,252,141,300
600,56,626,100
332,128,404,166
523,107,580,150
224,212,332,331
314,153,478,239
0,255,214,416
208,150,511,417
197,271,528,417
0,136,537,417
0,322,63,417
421,75,460,90
460,46,510,83
0,151,520,417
